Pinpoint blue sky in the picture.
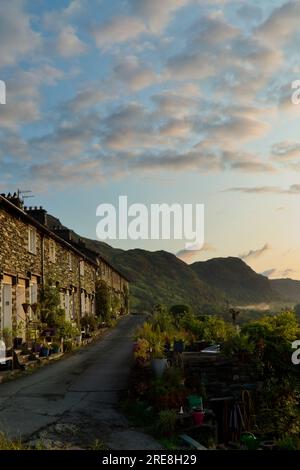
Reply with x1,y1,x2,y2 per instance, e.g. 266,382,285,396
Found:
1,0,300,279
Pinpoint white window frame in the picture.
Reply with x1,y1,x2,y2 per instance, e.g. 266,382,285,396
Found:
28,227,37,254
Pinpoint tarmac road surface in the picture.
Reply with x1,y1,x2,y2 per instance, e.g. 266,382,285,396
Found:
0,315,162,450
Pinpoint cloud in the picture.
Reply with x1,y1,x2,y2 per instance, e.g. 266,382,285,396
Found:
130,0,190,33
261,267,295,279
30,159,105,187
271,141,300,161
240,243,270,261
256,1,300,47
92,16,146,48
177,243,217,264
0,65,64,129
43,0,84,31
63,86,108,113
235,4,262,25
0,0,41,69
226,185,300,195
56,26,87,57
152,86,200,118
261,268,277,278
112,55,157,91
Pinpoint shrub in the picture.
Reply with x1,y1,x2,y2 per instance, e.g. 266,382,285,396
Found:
134,338,151,363
95,281,111,322
155,410,177,436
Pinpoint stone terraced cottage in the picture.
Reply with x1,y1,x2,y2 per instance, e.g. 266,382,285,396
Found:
0,193,129,340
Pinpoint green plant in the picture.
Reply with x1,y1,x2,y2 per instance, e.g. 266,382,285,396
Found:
276,436,300,450
57,320,80,340
63,339,74,352
90,439,107,450
155,410,177,437
95,281,111,322
38,284,65,327
1,328,12,348
151,340,165,359
134,338,151,363
81,314,98,332
0,433,24,450
223,333,255,356
50,342,61,353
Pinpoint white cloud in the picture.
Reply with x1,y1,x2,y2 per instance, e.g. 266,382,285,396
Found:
0,0,40,69
256,1,300,47
112,55,157,91
43,0,84,31
130,0,191,33
0,65,64,129
92,16,146,48
56,26,87,57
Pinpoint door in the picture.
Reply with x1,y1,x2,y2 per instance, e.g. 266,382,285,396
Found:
16,282,26,340
2,284,12,331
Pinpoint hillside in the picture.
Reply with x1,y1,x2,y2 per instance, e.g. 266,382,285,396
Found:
270,278,300,303
83,239,286,311
191,257,278,303
83,238,223,311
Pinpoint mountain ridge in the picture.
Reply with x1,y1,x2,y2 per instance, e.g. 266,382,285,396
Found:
82,238,299,311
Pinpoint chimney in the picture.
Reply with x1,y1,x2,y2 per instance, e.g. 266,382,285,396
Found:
26,206,47,225
4,192,24,209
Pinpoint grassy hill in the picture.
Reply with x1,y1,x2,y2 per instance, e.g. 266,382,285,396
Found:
83,239,223,311
83,239,285,311
191,257,279,304
270,278,300,303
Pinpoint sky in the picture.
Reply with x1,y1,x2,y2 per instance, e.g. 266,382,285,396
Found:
0,0,300,279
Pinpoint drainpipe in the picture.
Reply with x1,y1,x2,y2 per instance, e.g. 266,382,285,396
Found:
78,258,82,325
41,234,45,286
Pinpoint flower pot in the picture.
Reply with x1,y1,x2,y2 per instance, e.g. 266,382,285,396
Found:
40,347,49,358
151,358,168,377
192,410,205,426
33,343,41,353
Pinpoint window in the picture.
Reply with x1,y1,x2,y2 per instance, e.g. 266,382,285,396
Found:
28,227,36,254
49,240,56,262
80,260,84,277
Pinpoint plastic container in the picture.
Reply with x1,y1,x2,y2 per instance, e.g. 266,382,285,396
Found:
188,395,203,410
192,409,205,425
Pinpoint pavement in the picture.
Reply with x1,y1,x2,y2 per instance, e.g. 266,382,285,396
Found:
0,315,162,450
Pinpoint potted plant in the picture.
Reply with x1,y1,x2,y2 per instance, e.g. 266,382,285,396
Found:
50,342,61,354
151,343,168,377
192,408,205,426
40,342,50,357
2,328,12,349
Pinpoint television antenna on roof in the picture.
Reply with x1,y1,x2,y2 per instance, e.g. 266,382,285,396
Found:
17,189,35,202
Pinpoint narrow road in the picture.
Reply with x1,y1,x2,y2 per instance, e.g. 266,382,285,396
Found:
0,315,161,450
